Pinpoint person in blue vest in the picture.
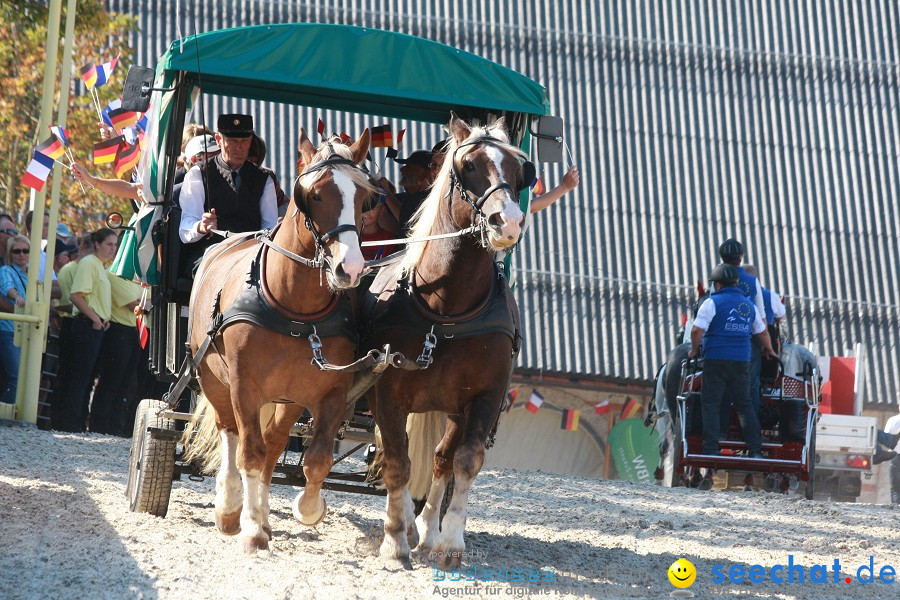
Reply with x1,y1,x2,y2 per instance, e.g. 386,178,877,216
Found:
688,263,776,457
718,238,767,416
743,264,785,344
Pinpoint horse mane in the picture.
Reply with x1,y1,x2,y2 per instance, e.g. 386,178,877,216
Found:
399,119,525,274
298,135,378,196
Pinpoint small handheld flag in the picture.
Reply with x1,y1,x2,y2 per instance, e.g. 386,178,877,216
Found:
35,136,66,160
114,142,141,178
386,147,398,160
93,136,124,165
339,132,351,144
317,118,326,137
107,108,141,131
80,61,98,89
505,387,518,412
102,98,122,126
620,396,641,420
561,409,580,431
531,176,546,195
93,55,119,88
20,151,55,192
594,400,611,415
525,390,544,414
371,125,393,148
396,128,406,148
49,126,70,147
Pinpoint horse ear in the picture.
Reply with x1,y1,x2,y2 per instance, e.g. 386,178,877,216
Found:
350,128,370,165
297,127,316,171
449,111,471,144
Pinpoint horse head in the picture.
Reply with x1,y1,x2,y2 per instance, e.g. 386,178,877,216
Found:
293,128,376,289
444,112,527,249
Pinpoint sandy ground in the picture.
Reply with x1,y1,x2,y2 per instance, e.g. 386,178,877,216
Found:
1,422,899,600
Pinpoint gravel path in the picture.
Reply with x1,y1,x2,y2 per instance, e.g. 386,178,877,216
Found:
1,422,898,599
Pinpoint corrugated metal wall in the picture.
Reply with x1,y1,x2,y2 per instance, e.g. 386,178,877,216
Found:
107,0,900,407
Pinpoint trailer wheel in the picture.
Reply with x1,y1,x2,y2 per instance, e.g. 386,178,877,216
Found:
128,399,177,516
804,428,816,500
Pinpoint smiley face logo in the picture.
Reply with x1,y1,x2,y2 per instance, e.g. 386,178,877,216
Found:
668,558,696,588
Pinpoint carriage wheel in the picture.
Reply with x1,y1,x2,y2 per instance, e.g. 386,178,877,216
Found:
125,400,149,500
664,420,684,487
804,428,816,500
128,399,177,517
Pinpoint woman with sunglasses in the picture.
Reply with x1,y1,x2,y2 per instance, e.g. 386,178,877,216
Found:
0,235,31,403
53,228,116,432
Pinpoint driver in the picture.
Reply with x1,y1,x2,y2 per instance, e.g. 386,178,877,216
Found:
179,114,278,274
689,263,775,458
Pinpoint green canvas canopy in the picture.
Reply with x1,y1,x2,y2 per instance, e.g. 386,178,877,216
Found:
158,23,550,123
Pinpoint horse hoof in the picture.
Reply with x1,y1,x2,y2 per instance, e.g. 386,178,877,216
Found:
431,548,462,570
379,537,410,561
293,494,327,527
241,534,269,553
215,510,241,536
263,524,272,540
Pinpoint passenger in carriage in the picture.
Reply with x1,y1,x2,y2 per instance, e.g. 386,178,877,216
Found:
718,238,767,416
178,114,278,276
688,263,776,457
247,134,289,214
378,139,446,231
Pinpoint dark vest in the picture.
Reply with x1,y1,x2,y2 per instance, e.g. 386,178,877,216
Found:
198,156,267,234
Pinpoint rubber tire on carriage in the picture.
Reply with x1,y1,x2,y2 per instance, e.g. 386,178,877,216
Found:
804,427,816,500
128,399,177,516
664,417,684,488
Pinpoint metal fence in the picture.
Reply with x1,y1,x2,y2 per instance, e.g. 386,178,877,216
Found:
107,0,900,406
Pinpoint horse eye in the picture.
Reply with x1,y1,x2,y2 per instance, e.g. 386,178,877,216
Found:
311,193,322,203
463,160,476,172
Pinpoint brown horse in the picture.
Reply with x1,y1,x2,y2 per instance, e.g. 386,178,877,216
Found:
361,114,527,567
184,129,375,552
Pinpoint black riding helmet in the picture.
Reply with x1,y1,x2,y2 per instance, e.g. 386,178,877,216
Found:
718,238,744,262
709,263,740,285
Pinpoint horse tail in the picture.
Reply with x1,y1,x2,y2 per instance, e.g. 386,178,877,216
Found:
180,394,221,474
406,411,446,500
366,411,446,499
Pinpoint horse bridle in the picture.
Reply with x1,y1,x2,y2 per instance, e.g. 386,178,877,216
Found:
447,136,528,238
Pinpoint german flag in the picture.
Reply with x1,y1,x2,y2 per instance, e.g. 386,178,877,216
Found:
561,409,580,431
371,124,393,148
620,396,641,420
93,136,124,165
107,108,141,130
35,136,66,160
115,142,141,178
80,61,97,89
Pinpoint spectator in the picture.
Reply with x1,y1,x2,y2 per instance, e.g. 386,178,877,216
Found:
53,238,77,275
0,235,31,403
23,210,62,299
89,273,141,435
0,214,18,312
52,229,117,432
528,166,581,214
883,409,900,503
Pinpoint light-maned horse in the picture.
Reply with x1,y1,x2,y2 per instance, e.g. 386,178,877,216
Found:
361,113,527,567
185,129,375,552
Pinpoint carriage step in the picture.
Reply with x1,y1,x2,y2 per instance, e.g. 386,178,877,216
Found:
684,454,804,471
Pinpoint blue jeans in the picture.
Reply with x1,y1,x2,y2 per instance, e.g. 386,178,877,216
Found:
0,330,20,404
701,359,761,454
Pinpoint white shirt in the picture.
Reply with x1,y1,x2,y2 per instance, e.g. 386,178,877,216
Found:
178,163,277,243
693,296,766,335
885,414,900,452
769,291,786,320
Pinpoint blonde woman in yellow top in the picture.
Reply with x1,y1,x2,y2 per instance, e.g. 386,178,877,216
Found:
52,228,117,433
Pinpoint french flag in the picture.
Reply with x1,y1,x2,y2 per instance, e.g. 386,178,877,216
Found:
20,151,54,192
525,390,544,414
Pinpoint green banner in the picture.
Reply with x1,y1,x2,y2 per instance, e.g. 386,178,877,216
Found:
609,418,661,483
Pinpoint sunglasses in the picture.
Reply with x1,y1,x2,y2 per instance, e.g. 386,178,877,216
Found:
11,248,29,255
1,229,18,235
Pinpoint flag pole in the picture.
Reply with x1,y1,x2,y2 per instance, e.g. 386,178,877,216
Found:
604,413,615,479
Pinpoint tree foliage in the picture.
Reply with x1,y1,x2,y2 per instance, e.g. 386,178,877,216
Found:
0,0,137,235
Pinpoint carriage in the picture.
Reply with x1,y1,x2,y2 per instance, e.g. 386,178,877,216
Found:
654,340,821,499
120,23,562,547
